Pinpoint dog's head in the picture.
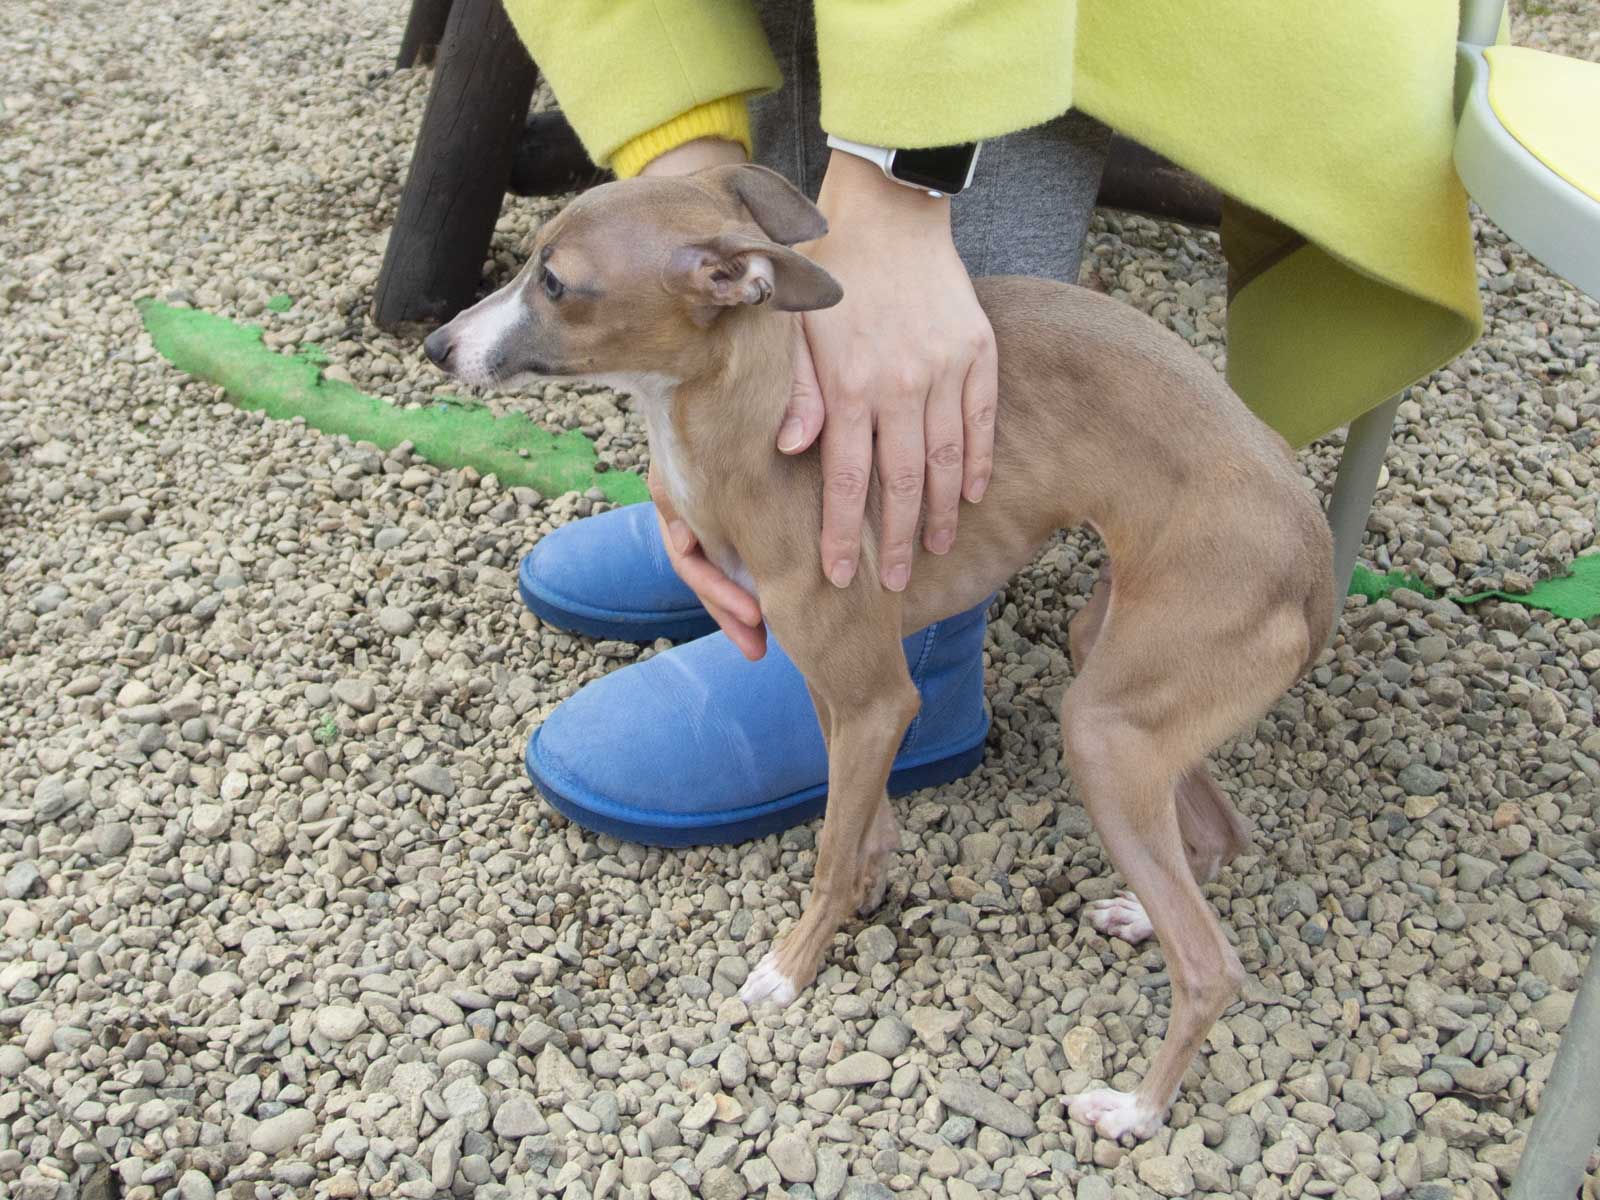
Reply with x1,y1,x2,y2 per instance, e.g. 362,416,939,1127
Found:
422,164,843,389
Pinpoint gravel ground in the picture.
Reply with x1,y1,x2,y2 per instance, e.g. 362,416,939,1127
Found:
2,2,1597,1199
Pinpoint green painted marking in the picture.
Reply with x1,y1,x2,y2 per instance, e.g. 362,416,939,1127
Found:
265,294,294,313
1347,565,1433,602
137,300,647,505
1350,556,1600,621
1457,553,1600,622
130,296,1600,622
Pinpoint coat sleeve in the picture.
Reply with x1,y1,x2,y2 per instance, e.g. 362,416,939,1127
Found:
501,0,781,173
813,0,1077,147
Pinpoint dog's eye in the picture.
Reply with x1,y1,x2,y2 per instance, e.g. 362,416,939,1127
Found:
541,267,565,302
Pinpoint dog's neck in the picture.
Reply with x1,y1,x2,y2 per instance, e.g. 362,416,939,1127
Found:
616,308,796,552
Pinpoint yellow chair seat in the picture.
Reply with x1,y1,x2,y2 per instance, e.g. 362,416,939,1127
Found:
1484,45,1600,203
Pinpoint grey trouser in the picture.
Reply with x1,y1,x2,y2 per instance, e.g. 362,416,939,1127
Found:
748,2,1112,282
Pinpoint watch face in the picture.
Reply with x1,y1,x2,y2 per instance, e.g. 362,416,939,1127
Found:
890,143,978,194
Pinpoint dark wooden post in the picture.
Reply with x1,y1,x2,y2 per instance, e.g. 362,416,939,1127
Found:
397,0,456,68
1096,136,1223,228
374,0,538,331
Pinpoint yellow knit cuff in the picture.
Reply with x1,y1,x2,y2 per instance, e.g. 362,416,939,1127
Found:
608,96,752,179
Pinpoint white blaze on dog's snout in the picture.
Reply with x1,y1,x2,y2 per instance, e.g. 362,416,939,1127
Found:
444,283,527,385
738,951,797,1007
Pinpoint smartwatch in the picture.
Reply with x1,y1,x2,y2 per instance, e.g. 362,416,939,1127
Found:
825,134,981,198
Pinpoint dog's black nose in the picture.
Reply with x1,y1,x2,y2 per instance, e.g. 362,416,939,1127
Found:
423,329,454,367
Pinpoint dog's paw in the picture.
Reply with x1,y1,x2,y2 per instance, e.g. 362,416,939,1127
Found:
1067,1088,1163,1141
856,867,890,917
738,950,798,1008
1085,891,1154,944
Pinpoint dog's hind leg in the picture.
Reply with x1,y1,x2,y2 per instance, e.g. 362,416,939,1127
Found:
1071,567,1252,944
1059,592,1307,1141
1175,766,1251,885
1060,707,1242,1140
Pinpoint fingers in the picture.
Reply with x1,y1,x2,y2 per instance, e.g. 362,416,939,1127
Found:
778,334,825,455
669,540,762,629
818,384,871,590
873,390,925,592
922,360,965,556
650,467,764,649
706,599,768,660
962,330,998,504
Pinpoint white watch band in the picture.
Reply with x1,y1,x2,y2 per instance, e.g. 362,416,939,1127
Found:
825,133,971,198
825,134,897,176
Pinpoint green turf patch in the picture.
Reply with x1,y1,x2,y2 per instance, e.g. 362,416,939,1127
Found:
1347,565,1434,602
1457,553,1600,621
138,300,647,505
1348,557,1600,621
265,294,294,313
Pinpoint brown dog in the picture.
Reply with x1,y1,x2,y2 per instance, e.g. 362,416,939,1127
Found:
424,164,1334,1140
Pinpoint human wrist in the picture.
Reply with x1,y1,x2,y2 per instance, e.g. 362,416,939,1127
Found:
614,95,752,178
638,136,748,178
818,148,952,232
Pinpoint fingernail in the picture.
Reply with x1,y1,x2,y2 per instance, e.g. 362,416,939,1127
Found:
967,477,988,503
884,563,909,592
829,559,855,588
777,416,805,453
927,529,953,555
668,520,692,554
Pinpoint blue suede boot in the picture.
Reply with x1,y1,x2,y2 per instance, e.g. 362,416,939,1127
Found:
520,503,991,845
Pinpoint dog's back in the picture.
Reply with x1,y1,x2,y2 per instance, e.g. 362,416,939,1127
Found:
890,276,1331,658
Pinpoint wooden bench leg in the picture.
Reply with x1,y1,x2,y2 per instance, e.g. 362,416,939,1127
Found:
396,0,456,68
374,0,538,331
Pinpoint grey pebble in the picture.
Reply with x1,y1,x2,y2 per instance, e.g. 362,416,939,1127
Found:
855,924,897,968
331,677,376,713
767,1132,816,1183
377,605,416,635
95,821,133,857
406,762,456,798
937,1077,1035,1137
824,1051,892,1087
1398,762,1448,796
866,1016,912,1058
250,1108,314,1154
4,862,42,900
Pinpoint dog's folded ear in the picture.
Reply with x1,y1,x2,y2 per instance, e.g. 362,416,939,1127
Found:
666,233,843,314
701,163,829,246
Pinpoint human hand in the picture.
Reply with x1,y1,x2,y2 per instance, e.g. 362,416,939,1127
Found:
778,149,997,592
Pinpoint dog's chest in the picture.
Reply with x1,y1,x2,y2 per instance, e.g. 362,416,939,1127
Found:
603,372,758,597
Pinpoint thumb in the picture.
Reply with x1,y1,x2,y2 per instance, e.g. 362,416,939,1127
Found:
778,328,825,455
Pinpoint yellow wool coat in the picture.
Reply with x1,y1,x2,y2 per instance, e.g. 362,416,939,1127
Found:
503,0,1484,448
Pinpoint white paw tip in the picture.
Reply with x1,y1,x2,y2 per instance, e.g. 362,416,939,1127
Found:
1067,1088,1162,1141
738,952,797,1007
1085,892,1154,943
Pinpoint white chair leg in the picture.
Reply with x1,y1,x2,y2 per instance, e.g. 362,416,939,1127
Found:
1325,392,1402,643
1510,946,1600,1198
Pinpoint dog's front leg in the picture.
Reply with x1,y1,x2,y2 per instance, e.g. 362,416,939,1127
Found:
741,607,917,1008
